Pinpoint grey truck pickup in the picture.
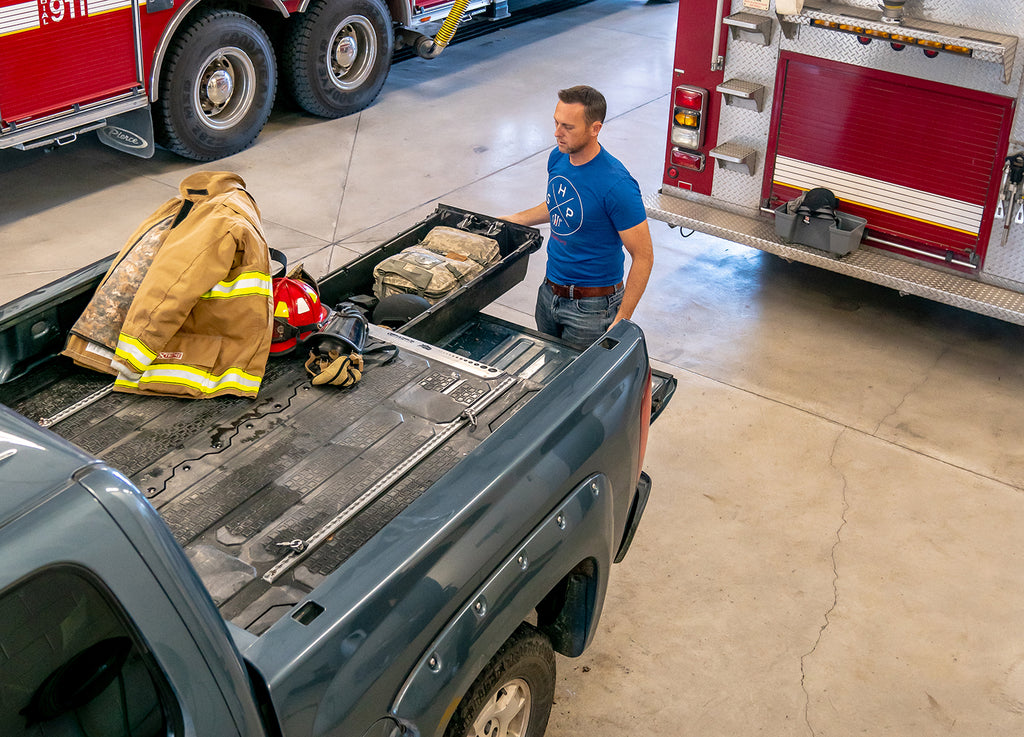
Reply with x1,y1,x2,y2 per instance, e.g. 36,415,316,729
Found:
0,205,674,737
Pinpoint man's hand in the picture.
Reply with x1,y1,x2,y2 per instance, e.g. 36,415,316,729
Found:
502,202,550,227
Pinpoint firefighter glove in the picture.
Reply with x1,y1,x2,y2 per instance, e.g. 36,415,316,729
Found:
305,350,363,387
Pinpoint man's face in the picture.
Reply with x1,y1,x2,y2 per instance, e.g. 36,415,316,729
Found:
554,101,600,155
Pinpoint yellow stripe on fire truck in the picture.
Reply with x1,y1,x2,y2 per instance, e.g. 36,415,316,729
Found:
115,365,262,396
0,1,40,36
773,156,983,237
0,0,145,36
88,0,144,16
200,271,272,300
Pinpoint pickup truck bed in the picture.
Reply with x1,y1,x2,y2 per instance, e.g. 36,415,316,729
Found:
0,204,676,737
0,315,583,634
0,203,673,642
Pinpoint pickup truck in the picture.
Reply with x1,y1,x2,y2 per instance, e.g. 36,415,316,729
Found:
0,204,674,737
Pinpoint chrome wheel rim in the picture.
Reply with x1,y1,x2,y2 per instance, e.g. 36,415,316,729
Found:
470,677,532,737
194,47,256,130
327,15,377,90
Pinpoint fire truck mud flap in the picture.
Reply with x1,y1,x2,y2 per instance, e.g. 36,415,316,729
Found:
98,108,155,159
645,190,1024,327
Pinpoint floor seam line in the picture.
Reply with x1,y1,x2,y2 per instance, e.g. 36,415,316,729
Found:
331,112,363,254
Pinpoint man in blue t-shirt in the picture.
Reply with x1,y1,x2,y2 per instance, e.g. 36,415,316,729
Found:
504,85,653,350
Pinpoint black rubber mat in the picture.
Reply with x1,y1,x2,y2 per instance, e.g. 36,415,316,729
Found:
6,345,519,632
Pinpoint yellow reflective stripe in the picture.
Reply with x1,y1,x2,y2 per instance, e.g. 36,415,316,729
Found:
115,334,157,372
200,271,272,300
116,364,261,395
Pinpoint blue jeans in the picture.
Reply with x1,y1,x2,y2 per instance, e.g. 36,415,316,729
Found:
535,281,624,351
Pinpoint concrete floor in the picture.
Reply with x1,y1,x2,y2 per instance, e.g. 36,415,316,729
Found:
4,0,1024,734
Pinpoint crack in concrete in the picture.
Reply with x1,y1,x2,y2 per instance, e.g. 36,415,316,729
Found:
800,427,850,736
872,346,949,436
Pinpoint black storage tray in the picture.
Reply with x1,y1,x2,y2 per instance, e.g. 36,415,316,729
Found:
319,204,542,344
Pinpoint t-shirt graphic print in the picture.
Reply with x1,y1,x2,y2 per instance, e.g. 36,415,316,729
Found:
547,176,583,236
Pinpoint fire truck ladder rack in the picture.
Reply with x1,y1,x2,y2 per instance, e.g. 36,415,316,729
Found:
645,190,1024,327
778,1,1018,84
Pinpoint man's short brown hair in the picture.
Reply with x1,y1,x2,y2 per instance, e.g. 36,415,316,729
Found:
558,85,607,126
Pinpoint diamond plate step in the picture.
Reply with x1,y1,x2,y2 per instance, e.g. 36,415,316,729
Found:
645,190,1024,326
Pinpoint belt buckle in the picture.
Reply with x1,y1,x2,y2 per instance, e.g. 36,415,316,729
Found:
567,284,575,299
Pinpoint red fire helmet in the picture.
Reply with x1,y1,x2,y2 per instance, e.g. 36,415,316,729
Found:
270,276,331,355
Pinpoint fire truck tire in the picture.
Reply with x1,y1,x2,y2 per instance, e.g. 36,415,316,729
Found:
155,10,277,161
283,0,394,118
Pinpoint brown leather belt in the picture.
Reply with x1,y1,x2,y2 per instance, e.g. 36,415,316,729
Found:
545,278,622,299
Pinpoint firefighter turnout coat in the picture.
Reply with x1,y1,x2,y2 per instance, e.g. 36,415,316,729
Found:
63,172,274,399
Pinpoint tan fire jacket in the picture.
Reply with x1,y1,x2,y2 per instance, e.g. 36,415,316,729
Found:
63,172,273,399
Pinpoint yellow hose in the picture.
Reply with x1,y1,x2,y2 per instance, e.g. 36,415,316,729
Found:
434,0,471,49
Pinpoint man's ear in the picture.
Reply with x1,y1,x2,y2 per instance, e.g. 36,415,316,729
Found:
591,120,603,137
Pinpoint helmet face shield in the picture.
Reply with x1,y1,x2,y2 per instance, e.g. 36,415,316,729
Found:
304,303,367,355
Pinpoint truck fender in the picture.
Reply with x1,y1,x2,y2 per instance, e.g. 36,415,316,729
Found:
533,470,653,656
148,0,290,103
390,473,616,737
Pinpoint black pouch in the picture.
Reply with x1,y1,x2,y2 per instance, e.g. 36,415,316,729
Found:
794,187,841,227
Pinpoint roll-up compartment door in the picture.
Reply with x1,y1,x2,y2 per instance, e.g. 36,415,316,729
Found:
763,51,1015,269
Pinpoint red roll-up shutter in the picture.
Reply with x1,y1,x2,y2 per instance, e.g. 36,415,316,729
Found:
763,51,1014,267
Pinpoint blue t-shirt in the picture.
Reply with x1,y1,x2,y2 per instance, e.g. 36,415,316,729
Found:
545,146,646,287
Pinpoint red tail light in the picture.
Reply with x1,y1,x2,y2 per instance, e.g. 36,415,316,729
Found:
674,87,704,110
637,367,652,485
671,148,705,172
671,85,707,151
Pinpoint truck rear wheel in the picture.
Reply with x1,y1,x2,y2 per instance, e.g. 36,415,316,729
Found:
444,624,556,737
283,0,393,118
155,10,277,161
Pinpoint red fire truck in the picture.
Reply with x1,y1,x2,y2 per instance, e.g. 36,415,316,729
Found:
645,0,1024,325
0,0,514,160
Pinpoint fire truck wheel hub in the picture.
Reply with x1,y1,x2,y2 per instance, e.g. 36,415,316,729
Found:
206,69,233,107
195,47,257,130
335,35,357,68
328,16,376,90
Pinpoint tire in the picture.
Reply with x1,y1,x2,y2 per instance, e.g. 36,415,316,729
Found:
444,624,556,737
155,10,277,161
283,0,393,118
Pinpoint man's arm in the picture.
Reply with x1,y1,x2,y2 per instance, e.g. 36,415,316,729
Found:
502,202,550,227
613,219,654,326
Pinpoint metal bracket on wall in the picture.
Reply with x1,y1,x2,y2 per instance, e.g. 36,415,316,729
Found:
723,12,773,46
716,79,766,112
709,142,758,175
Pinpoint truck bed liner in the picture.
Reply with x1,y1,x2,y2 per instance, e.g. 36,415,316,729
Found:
0,337,536,633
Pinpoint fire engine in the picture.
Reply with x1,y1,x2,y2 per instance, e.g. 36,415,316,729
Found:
645,0,1024,326
0,0,517,160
